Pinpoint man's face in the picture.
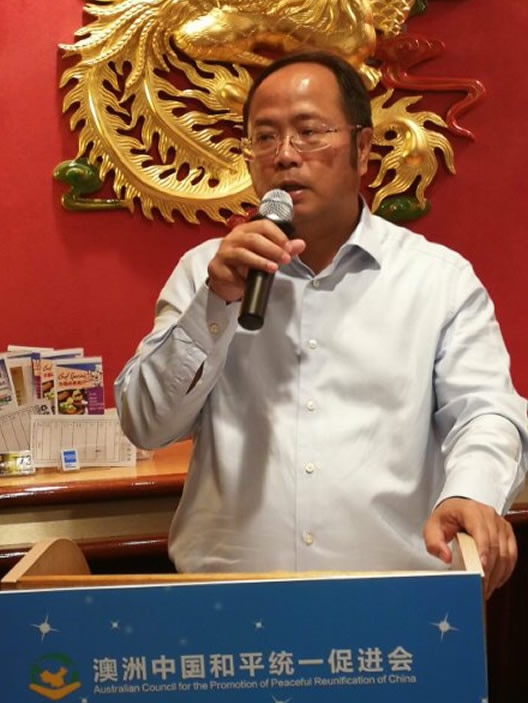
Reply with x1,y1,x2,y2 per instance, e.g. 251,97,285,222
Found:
246,62,371,235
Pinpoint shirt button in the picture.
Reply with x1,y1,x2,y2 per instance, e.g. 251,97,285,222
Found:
306,400,316,411
303,532,314,545
209,323,220,335
307,339,318,350
305,463,315,474
312,279,320,288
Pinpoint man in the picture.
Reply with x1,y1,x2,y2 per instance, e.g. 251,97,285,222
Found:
114,51,527,598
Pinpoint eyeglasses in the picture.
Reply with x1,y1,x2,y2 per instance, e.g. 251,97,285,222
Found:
241,124,364,160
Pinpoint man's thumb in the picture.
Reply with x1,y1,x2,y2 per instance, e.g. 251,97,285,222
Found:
423,519,453,565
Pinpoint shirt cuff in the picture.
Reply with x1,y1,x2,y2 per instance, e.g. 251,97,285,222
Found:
176,281,239,354
435,414,524,514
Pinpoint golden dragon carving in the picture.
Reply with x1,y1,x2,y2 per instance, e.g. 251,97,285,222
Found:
57,0,483,224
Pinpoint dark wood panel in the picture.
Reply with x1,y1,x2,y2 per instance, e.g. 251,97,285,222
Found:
486,513,528,703
0,535,174,575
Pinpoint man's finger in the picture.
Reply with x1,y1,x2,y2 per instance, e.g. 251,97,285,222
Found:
485,521,517,598
423,518,453,564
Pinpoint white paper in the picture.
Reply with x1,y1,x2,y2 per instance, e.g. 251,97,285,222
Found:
30,414,137,468
0,403,52,452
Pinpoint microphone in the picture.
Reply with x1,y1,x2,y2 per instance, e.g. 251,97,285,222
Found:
238,189,295,331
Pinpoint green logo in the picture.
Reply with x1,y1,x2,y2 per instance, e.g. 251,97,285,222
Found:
29,653,82,700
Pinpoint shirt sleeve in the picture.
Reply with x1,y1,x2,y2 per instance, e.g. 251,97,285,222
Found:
433,263,527,513
114,245,239,449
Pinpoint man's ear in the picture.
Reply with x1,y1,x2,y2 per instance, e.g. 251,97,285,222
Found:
357,127,373,177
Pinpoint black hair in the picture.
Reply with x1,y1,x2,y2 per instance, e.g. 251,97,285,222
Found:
242,50,373,135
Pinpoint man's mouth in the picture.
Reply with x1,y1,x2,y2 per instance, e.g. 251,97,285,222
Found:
279,182,305,193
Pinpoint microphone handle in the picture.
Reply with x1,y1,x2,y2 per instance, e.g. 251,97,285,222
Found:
238,269,275,331
238,217,295,331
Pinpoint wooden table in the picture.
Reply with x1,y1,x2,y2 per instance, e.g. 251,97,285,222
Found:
0,440,191,574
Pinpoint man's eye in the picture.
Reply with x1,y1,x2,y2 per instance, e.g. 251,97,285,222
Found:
254,133,277,144
298,126,324,139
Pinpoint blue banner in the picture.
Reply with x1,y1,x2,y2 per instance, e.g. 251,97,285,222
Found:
0,572,487,702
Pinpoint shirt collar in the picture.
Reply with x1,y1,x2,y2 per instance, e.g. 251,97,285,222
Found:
338,198,383,267
285,198,384,277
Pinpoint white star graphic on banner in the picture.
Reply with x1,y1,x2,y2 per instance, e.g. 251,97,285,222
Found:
431,613,459,639
32,614,59,641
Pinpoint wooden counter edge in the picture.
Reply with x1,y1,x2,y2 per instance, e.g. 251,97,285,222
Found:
0,441,191,507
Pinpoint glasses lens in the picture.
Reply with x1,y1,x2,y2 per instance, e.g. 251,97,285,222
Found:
293,132,328,152
251,131,279,157
242,124,353,159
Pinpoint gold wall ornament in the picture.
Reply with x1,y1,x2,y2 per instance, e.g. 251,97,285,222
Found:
370,0,416,37
56,0,482,224
369,89,455,214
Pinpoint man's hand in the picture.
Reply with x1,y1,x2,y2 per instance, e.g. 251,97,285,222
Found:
423,497,517,599
207,219,306,303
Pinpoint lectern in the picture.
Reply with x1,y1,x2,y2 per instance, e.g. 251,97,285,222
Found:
1,536,487,702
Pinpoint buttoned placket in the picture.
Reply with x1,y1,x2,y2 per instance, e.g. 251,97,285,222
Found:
295,276,324,565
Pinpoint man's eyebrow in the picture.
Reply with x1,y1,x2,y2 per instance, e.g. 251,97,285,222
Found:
251,117,277,128
251,112,324,127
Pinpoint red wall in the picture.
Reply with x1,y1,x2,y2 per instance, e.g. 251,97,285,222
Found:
3,1,527,404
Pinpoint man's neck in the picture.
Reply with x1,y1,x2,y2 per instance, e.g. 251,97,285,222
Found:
297,207,362,274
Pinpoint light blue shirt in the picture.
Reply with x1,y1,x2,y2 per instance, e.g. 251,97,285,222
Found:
115,205,527,573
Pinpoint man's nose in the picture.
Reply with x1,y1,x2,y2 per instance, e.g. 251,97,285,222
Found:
274,135,301,163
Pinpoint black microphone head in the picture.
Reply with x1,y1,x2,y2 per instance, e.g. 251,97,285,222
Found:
259,189,293,223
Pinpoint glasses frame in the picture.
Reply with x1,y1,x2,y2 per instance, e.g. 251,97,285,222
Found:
241,124,365,161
